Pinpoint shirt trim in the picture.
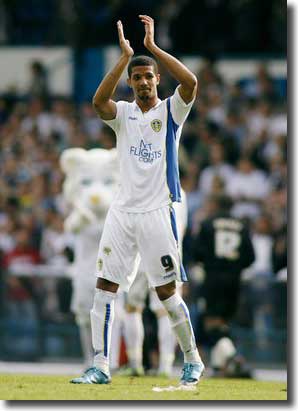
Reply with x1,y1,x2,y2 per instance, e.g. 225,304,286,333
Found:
165,97,181,203
169,206,188,282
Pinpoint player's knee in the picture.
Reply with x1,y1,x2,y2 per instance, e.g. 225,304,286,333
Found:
125,304,142,313
155,281,176,301
96,277,119,293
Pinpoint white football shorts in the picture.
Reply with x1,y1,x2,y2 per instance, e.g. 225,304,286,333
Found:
94,204,187,291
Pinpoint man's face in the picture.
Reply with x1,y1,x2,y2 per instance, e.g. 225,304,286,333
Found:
210,144,224,164
127,66,160,101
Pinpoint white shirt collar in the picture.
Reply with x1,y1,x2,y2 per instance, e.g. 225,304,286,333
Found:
132,98,162,113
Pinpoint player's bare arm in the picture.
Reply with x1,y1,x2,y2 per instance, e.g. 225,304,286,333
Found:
92,20,134,120
139,15,197,103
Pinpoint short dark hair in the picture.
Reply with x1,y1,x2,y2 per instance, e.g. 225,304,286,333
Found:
127,55,158,78
208,194,233,212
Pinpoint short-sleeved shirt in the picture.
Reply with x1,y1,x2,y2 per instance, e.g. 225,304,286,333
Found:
102,86,194,212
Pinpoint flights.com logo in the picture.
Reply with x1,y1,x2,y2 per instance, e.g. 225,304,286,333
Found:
130,139,161,163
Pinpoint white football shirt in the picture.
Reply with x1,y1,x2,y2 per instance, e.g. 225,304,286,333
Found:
103,86,194,212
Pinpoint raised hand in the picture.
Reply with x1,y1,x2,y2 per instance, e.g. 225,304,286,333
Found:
139,15,156,50
117,20,134,58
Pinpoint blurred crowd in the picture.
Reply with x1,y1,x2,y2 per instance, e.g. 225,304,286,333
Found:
0,57,287,361
0,0,286,55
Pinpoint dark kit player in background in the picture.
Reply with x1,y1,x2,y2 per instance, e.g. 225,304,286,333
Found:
192,194,255,377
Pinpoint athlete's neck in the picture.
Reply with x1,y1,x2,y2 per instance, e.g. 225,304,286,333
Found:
135,96,159,113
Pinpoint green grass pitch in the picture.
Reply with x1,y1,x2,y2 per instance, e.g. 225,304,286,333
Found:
0,374,287,401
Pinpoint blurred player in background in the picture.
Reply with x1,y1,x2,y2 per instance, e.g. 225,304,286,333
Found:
122,190,188,377
71,15,204,386
60,147,125,370
192,194,255,378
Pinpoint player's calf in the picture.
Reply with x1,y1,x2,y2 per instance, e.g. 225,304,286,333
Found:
159,291,205,385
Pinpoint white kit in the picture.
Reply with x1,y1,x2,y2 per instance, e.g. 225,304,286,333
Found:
96,87,194,291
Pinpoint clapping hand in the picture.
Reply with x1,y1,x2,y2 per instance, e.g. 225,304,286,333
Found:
117,20,134,58
139,15,156,50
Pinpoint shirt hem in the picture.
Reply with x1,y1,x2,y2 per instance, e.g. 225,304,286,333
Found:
110,200,175,213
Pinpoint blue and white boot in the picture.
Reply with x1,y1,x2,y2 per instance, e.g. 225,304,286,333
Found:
180,362,205,385
70,367,111,384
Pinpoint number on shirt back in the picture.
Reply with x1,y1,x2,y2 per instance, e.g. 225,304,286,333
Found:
215,230,241,260
161,255,174,272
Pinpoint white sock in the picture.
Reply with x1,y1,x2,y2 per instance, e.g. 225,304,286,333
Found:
161,293,201,364
210,337,237,369
157,315,176,375
110,295,125,370
76,313,93,368
123,311,144,369
90,289,116,375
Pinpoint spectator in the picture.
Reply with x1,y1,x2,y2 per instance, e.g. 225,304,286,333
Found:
242,64,276,101
199,141,234,197
98,125,116,150
226,156,271,220
80,102,103,141
40,209,73,266
180,162,203,230
1,224,42,359
21,98,53,141
272,226,287,276
0,216,16,255
39,209,74,319
2,225,41,273
243,215,273,281
50,99,74,147
242,215,274,349
222,109,247,149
